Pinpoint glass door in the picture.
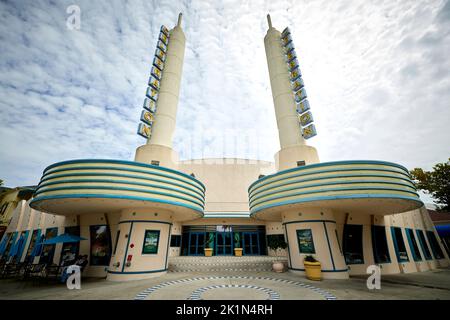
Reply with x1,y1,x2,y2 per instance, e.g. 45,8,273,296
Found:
243,232,260,255
188,232,205,255
216,232,233,255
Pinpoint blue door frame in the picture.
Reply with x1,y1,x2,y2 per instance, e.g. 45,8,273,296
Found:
242,232,260,255
215,232,233,255
188,232,205,255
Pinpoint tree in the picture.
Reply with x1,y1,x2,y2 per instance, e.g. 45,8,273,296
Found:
410,158,450,211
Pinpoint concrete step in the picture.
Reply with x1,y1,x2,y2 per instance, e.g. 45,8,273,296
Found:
168,256,287,272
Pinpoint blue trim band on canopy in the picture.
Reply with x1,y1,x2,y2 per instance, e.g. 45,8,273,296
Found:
249,179,417,202
250,186,419,209
42,159,206,191
41,166,205,194
250,194,423,216
38,178,205,199
249,167,413,194
34,185,205,207
30,194,204,215
249,173,417,198
118,220,172,225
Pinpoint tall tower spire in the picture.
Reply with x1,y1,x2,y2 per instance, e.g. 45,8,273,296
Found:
264,14,319,171
135,13,186,168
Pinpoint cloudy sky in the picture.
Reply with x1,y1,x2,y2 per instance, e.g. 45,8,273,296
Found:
0,0,449,203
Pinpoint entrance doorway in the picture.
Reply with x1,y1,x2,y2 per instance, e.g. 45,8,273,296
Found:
215,232,233,255
188,232,205,255
243,232,260,255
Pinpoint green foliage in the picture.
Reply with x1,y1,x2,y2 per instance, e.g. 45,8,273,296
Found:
0,179,3,186
410,158,450,211
303,255,318,263
267,235,287,251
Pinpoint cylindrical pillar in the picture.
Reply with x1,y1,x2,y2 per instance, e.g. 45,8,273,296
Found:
148,14,185,148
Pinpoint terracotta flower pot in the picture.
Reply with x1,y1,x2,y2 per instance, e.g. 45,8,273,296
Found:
234,248,243,256
204,248,213,257
304,261,321,280
272,261,285,273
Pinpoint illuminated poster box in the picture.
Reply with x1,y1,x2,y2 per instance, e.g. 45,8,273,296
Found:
157,40,167,52
160,25,170,37
155,48,166,62
296,99,310,114
283,41,295,53
281,27,290,37
153,56,164,71
302,123,317,139
294,87,307,103
159,32,169,45
148,76,160,91
285,50,296,63
151,65,162,80
137,123,152,139
290,67,302,82
291,77,304,92
146,87,159,101
299,111,314,127
143,98,157,113
140,110,155,126
288,58,299,71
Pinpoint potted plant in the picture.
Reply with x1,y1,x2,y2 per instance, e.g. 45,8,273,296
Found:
234,233,243,257
204,233,214,257
267,236,287,272
303,255,321,280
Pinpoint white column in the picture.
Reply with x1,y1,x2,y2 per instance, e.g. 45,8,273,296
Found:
264,15,319,171
149,14,185,148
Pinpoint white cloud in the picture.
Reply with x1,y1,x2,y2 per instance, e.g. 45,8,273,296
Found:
0,0,449,207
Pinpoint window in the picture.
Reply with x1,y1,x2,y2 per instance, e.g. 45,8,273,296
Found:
151,160,160,166
142,230,160,254
40,227,58,264
296,229,315,254
416,230,432,260
405,228,422,262
113,230,120,255
60,226,80,265
426,231,444,260
170,234,181,247
371,226,391,264
296,161,306,167
89,225,112,266
391,227,409,262
343,224,364,264
25,230,40,263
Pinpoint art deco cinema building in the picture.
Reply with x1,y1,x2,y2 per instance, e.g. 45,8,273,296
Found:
0,14,448,281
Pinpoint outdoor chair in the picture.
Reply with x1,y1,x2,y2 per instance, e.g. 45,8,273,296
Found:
43,265,64,282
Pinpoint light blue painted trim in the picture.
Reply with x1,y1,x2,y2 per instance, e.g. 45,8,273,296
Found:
165,225,172,270
405,228,422,262
42,159,206,191
250,194,423,216
249,167,412,194
30,194,205,215
35,185,205,207
283,220,337,225
249,179,417,202
119,220,173,225
121,222,134,273
390,227,409,263
289,267,349,272
249,173,417,198
323,222,336,271
284,223,292,268
107,268,168,275
41,165,205,194
248,160,411,191
250,186,420,209
203,215,250,218
38,178,205,199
